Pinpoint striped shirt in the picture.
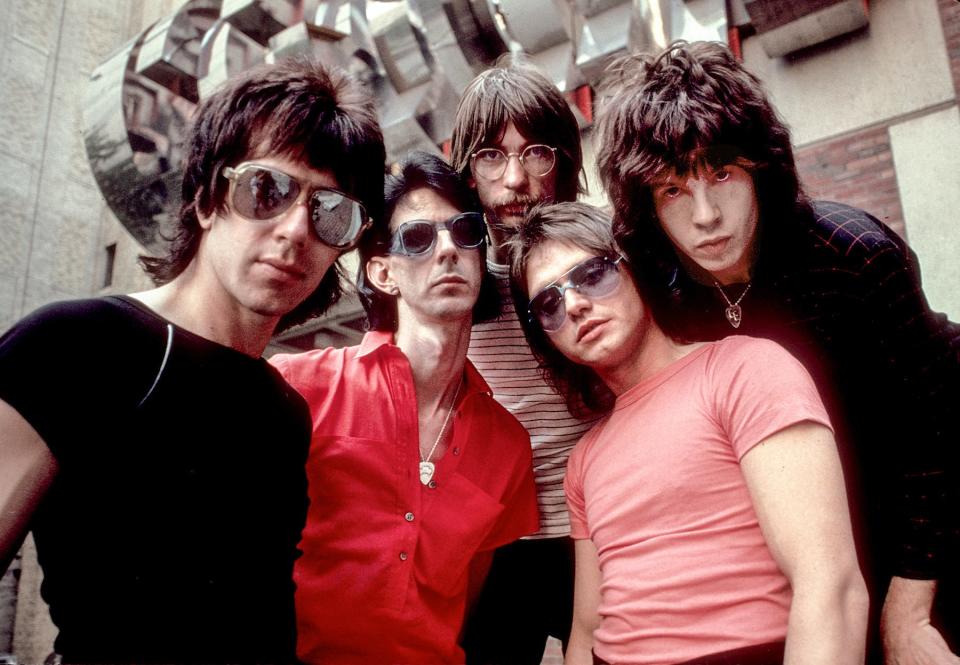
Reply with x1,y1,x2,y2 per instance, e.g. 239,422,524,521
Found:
468,261,600,538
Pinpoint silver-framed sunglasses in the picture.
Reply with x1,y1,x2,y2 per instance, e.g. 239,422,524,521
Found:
528,255,624,332
222,162,369,249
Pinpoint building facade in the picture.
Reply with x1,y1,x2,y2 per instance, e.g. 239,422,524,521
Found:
0,0,958,661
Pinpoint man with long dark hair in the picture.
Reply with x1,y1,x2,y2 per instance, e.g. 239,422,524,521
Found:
449,56,597,663
0,57,384,663
596,40,960,664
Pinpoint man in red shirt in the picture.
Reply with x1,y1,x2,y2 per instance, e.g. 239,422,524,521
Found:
270,151,539,664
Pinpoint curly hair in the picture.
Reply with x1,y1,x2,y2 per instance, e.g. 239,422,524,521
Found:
506,201,675,417
449,54,585,204
139,56,385,332
357,151,501,332
594,40,811,331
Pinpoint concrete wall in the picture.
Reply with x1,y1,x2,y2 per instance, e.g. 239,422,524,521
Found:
742,0,960,320
0,2,187,659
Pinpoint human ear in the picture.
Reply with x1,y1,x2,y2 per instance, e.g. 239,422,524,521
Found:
366,256,398,295
195,191,215,230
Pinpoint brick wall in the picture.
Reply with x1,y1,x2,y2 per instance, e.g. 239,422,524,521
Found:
794,125,906,239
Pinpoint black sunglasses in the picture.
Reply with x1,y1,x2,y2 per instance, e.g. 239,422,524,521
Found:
222,162,369,249
388,212,486,256
528,255,624,332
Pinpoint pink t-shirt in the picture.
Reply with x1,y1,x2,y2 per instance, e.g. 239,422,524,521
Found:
565,336,832,665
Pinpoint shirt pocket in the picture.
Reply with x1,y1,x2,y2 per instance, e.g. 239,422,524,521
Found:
415,472,504,597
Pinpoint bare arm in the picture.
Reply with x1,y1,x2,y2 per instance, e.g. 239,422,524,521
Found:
881,576,959,665
740,421,868,665
566,538,602,665
0,399,58,574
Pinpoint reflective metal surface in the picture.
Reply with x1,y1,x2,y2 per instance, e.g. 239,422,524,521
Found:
83,0,728,254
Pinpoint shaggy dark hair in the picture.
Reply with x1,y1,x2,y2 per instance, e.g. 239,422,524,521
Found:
357,151,501,332
449,55,585,204
594,40,811,332
507,202,673,417
139,57,385,332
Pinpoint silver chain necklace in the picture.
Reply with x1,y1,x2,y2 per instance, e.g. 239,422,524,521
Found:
714,281,751,329
419,375,462,486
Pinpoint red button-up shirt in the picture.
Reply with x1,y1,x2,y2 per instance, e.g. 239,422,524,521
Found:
271,332,539,664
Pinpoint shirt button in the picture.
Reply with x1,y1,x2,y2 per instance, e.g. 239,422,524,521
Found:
452,447,460,456
399,551,408,561
404,512,415,522
428,480,437,489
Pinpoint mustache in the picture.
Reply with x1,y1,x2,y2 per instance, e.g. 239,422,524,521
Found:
490,195,538,209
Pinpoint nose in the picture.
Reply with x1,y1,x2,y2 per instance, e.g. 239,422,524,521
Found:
501,153,528,190
690,181,720,229
434,229,459,262
563,287,592,321
273,199,312,246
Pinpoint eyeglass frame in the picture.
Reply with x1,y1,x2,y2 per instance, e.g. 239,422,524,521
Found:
469,144,558,180
221,161,370,250
387,211,487,257
527,254,625,332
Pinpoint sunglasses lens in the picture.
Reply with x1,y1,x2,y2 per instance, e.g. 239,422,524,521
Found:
529,257,621,332
399,222,437,254
530,288,565,332
310,189,366,248
574,258,620,299
232,168,299,220
450,214,485,249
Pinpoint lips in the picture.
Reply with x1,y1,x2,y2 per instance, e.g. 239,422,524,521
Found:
431,273,468,288
259,258,306,279
696,236,730,256
495,199,536,219
576,318,607,342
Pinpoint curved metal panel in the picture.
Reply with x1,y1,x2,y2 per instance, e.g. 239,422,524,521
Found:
136,0,223,102
372,4,432,92
220,0,306,45
83,33,195,253
197,20,268,98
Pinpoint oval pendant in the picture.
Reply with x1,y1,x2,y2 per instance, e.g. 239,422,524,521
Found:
419,461,435,485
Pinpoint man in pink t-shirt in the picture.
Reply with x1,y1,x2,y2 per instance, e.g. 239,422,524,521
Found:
506,202,868,665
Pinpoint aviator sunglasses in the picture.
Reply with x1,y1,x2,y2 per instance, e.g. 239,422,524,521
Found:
388,212,487,256
222,162,370,249
528,255,624,332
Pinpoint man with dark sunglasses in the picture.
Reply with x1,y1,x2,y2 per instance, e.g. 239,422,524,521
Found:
449,56,596,664
270,151,538,664
0,58,384,664
509,201,867,665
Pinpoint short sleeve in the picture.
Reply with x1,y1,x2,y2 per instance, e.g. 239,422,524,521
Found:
0,299,158,457
479,418,539,550
711,337,833,460
564,432,593,540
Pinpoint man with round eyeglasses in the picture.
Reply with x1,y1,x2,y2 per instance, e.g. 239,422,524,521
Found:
270,151,538,664
450,56,597,664
0,58,384,664
509,201,867,665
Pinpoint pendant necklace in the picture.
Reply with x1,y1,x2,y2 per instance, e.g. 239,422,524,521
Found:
714,281,751,329
419,375,462,486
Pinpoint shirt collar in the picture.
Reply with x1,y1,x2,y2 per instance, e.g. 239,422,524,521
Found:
356,331,493,398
